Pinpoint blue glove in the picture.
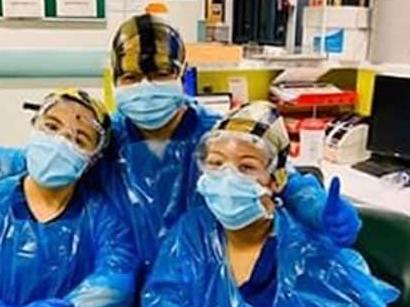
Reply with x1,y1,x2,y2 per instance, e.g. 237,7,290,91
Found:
322,177,362,247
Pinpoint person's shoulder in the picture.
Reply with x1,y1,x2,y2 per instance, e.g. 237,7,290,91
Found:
160,205,223,261
94,112,127,162
172,206,218,240
77,177,107,201
110,112,125,130
0,147,26,178
110,112,131,145
74,180,127,231
0,174,21,190
0,174,22,206
190,103,222,133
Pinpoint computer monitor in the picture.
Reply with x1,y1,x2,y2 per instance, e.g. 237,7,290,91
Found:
367,75,410,161
352,74,410,177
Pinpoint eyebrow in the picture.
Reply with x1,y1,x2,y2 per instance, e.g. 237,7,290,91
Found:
76,128,95,146
121,72,142,79
43,114,63,125
238,155,267,165
207,149,227,157
209,151,265,164
238,154,271,166
239,154,262,160
45,114,95,146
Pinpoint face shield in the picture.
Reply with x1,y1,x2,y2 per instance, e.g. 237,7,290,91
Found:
34,110,105,158
196,130,279,181
25,90,110,159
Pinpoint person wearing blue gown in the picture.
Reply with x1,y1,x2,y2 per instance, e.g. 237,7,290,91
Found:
0,89,137,307
142,101,399,307
0,14,362,296
100,13,363,281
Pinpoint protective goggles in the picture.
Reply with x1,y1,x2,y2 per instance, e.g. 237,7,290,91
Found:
26,99,107,157
196,130,278,179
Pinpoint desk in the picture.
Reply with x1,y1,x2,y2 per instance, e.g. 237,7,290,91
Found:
292,159,410,216
321,161,410,216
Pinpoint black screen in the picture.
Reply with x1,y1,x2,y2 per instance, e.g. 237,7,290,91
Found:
368,75,410,160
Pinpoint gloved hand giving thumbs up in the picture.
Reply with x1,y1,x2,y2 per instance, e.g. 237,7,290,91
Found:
322,177,362,247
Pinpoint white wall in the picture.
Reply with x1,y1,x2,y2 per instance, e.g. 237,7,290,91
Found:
370,0,410,65
0,1,204,147
0,78,102,147
0,1,203,49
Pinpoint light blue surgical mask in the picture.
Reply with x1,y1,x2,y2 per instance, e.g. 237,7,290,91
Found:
197,167,272,230
116,79,185,130
26,131,90,188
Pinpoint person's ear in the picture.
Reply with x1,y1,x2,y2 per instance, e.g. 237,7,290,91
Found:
269,180,278,195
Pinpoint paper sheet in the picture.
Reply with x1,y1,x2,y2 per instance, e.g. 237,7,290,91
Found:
228,77,249,104
3,0,43,18
273,67,329,84
56,0,97,17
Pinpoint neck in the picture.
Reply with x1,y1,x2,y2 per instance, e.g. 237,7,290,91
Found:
226,218,272,249
140,107,187,141
24,176,75,223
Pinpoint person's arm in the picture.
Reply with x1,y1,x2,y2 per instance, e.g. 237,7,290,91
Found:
142,217,195,307
63,203,138,307
281,167,327,228
281,166,361,247
14,202,137,307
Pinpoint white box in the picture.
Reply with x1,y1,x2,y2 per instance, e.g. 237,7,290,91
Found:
303,6,369,29
303,27,369,61
302,7,370,61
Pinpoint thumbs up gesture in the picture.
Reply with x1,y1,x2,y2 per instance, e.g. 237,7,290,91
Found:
322,177,362,247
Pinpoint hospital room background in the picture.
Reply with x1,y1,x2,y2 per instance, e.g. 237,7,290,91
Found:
0,0,410,306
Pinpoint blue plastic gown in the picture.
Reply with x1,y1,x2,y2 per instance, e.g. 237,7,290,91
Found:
0,106,353,296
94,104,220,284
97,105,332,286
0,174,137,307
142,204,400,307
0,147,26,178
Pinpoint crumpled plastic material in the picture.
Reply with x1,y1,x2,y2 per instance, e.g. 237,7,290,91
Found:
94,104,220,283
142,204,400,307
0,174,137,307
0,147,26,178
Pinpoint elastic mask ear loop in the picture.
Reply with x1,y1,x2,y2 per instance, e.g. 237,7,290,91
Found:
259,187,275,221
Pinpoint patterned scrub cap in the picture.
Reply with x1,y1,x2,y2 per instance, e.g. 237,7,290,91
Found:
23,88,111,153
213,101,290,191
111,14,186,82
